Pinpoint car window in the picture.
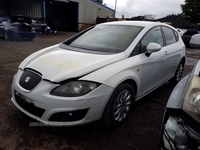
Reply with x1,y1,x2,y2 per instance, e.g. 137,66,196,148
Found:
174,30,179,41
140,27,163,52
67,25,143,53
162,26,177,45
130,43,140,56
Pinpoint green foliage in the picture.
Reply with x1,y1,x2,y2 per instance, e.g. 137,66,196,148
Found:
97,0,103,4
167,14,182,17
181,0,200,24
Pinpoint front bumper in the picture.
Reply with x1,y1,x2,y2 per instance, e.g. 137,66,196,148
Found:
189,43,200,49
160,109,200,150
11,69,113,126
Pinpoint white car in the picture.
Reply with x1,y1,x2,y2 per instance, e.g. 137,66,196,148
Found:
176,28,186,37
160,60,200,149
11,21,186,127
190,34,200,48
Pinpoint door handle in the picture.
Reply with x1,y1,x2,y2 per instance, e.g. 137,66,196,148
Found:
165,51,169,55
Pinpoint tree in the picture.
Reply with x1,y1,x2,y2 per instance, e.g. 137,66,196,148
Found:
181,0,200,25
97,0,103,4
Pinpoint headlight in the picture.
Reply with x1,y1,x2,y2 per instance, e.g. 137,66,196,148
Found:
182,75,200,124
50,81,100,97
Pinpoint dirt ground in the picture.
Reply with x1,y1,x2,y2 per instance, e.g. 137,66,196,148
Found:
0,32,199,150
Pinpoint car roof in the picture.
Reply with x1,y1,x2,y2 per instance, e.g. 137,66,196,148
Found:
99,20,163,27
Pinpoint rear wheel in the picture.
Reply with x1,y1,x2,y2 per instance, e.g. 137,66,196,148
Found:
170,61,184,84
102,83,135,127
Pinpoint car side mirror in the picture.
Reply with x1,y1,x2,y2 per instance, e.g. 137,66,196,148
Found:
145,43,161,57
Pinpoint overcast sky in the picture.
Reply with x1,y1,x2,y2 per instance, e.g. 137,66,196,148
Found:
103,0,185,19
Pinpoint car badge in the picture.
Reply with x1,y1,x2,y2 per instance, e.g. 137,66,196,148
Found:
25,77,31,83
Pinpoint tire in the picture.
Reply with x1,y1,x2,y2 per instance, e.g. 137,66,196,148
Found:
28,38,33,41
102,83,135,127
4,31,10,41
170,61,184,84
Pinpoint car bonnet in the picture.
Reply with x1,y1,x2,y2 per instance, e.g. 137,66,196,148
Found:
19,45,126,82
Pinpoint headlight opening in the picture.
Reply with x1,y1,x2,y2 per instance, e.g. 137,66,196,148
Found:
182,75,200,124
50,81,100,97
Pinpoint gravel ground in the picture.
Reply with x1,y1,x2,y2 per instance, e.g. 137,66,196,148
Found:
0,33,199,150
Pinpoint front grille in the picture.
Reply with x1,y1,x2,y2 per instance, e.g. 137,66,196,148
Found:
49,109,88,122
15,92,45,118
19,69,42,91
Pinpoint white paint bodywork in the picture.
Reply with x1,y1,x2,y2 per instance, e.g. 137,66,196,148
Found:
11,21,186,126
190,34,200,48
161,60,200,149
176,28,187,37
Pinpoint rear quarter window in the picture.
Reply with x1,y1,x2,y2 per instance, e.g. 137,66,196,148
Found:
174,30,179,41
162,26,177,45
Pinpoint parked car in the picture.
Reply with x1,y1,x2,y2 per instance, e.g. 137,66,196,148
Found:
31,19,47,34
160,60,200,150
0,15,9,22
190,34,200,48
11,21,186,127
182,29,199,47
0,16,36,40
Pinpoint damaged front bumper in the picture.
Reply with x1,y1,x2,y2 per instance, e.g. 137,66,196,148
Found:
160,109,200,150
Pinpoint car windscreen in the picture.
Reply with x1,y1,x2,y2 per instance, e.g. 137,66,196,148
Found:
66,25,143,53
10,16,32,24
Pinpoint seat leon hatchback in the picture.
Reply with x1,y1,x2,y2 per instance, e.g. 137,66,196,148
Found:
11,21,186,127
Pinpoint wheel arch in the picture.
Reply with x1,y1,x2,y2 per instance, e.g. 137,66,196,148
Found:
181,57,186,65
102,78,138,114
122,79,137,96
101,78,138,127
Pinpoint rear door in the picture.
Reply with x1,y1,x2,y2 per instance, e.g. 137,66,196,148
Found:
161,26,183,81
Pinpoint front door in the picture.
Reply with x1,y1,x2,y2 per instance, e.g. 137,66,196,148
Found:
137,26,166,97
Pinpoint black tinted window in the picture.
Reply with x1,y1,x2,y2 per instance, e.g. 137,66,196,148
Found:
162,27,177,45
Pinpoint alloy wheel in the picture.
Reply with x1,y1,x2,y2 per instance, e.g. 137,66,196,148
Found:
4,32,8,40
176,63,183,82
113,89,132,122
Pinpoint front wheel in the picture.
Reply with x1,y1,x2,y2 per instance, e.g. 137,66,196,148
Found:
4,31,10,40
102,83,135,127
170,61,184,84
28,38,33,41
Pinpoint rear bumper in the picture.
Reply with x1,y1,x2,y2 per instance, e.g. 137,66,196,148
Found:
16,31,36,38
11,31,36,39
